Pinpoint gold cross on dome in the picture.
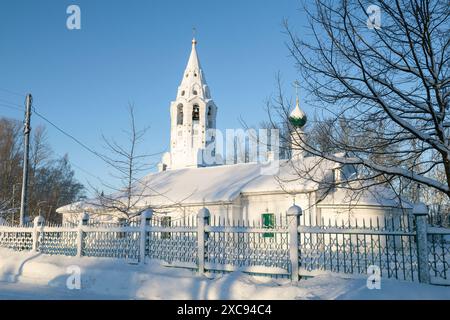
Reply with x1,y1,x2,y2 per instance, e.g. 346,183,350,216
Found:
292,80,300,98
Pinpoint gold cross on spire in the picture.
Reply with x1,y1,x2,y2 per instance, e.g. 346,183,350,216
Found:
192,27,197,45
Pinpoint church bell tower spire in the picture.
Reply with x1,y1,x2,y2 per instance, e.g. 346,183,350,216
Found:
160,37,218,171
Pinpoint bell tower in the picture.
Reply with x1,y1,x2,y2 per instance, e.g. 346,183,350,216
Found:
161,38,218,170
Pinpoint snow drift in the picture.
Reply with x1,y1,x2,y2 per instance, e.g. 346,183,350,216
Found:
0,248,449,300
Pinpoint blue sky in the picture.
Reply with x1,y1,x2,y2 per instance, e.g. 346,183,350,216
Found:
0,0,309,194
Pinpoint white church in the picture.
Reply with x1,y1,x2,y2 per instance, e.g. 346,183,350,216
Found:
57,38,412,226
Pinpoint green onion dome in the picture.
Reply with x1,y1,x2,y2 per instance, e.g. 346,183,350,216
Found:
289,98,307,128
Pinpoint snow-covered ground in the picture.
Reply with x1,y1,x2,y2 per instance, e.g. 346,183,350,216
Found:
0,248,449,300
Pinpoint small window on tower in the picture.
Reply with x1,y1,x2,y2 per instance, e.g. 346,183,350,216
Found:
181,90,185,96
192,105,200,123
177,104,183,125
193,90,198,95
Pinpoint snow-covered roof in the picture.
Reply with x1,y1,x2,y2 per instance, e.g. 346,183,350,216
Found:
57,158,322,213
318,183,414,209
57,156,411,214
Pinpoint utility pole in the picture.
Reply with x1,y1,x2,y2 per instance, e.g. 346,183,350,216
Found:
19,94,32,226
12,183,18,224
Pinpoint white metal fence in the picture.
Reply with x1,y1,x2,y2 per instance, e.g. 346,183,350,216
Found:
0,205,449,285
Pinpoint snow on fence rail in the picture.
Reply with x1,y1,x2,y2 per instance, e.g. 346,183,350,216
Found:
0,204,449,285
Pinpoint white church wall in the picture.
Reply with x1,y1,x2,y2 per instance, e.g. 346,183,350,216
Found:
239,192,314,225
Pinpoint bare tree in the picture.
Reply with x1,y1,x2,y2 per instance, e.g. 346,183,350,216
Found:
271,0,449,206
0,119,22,222
0,117,84,224
91,104,157,221
28,125,52,217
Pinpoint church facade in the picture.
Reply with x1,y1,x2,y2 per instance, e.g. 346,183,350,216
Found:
57,39,412,226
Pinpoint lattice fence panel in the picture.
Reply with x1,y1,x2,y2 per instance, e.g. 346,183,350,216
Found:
147,231,197,265
299,230,419,281
38,232,78,256
428,234,450,282
83,231,140,261
206,231,290,272
0,231,33,251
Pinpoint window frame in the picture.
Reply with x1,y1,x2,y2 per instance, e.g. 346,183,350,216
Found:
261,213,275,238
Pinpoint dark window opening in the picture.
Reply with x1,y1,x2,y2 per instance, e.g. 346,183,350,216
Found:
192,105,200,123
177,105,183,125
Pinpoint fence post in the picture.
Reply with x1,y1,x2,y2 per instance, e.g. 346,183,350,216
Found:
76,212,89,258
197,207,210,275
32,216,45,252
287,205,302,282
413,203,430,284
140,209,153,264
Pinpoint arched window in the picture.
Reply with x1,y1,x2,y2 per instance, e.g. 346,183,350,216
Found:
177,104,183,125
192,105,200,123
181,90,185,96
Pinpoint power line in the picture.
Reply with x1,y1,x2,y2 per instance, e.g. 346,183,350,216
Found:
11,100,185,216
32,106,164,167
0,94,105,185
0,87,25,98
0,98,24,109
0,95,105,198
31,106,159,189
32,106,110,164
53,152,105,190
0,89,187,217
0,96,110,167
0,103,23,112
30,108,185,213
